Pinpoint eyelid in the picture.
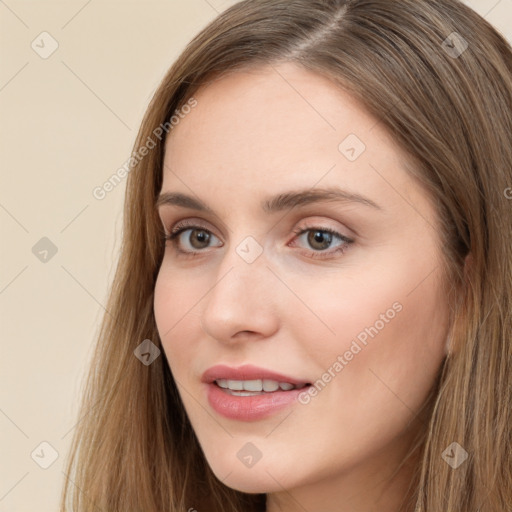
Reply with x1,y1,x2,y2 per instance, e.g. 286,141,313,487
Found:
163,217,355,261
165,216,352,238
290,221,353,241
165,222,222,257
159,208,229,237
287,223,354,259
168,218,220,237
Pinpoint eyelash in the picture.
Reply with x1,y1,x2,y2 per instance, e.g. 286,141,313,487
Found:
163,221,354,260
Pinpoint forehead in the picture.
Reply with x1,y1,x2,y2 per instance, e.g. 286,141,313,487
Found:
161,63,416,210
165,63,389,153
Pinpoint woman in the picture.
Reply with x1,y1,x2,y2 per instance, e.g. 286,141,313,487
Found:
60,0,512,511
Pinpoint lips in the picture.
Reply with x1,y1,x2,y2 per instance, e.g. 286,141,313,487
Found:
202,364,311,421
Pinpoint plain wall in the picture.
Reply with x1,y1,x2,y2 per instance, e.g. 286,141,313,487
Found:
1,1,511,510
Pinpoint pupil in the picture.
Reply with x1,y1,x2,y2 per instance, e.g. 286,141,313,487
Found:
191,229,210,249
308,230,332,250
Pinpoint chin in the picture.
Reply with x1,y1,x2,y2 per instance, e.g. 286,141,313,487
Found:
207,457,291,494
222,477,272,494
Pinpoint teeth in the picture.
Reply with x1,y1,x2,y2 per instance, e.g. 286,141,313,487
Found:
227,380,244,390
263,379,279,392
243,380,263,392
216,379,229,389
215,379,298,392
224,390,261,396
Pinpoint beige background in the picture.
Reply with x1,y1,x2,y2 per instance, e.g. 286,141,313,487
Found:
1,1,511,510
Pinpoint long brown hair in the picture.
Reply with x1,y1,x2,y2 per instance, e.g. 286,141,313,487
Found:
60,1,512,510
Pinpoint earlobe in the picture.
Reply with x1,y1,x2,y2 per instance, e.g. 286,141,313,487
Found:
445,334,452,357
447,252,473,357
463,252,473,280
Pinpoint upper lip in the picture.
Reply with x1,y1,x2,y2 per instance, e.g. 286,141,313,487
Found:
202,364,310,385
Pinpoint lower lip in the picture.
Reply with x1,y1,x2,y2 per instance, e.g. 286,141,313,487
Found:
206,383,306,421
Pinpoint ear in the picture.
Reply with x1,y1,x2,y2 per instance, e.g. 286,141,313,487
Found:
463,252,473,281
446,252,473,356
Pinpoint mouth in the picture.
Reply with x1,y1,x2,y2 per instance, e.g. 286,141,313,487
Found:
202,364,312,421
213,378,310,396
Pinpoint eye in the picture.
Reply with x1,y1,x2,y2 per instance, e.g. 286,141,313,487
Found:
163,220,354,260
164,221,222,256
289,225,353,260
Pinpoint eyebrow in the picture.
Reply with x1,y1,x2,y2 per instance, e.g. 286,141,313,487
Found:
156,187,382,213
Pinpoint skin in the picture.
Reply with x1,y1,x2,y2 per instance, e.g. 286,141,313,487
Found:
153,62,452,512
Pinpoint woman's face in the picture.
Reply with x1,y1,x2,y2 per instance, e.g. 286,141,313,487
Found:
154,63,451,509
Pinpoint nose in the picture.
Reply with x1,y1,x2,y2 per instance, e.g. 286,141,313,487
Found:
200,241,280,344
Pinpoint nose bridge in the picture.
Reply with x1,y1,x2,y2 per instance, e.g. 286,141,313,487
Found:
211,235,270,308
200,234,278,340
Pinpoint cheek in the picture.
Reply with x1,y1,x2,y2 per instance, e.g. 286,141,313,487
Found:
286,252,449,409
151,249,451,493
153,268,202,370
